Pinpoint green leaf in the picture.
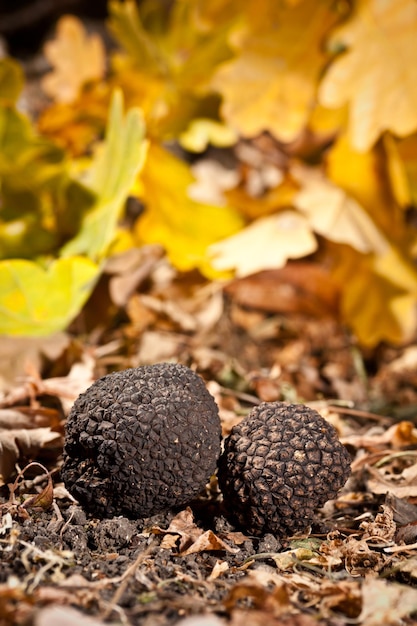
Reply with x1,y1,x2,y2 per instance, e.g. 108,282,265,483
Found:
0,59,24,105
0,257,100,336
61,89,148,260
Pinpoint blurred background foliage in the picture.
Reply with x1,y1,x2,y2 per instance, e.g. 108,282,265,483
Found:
1,0,417,346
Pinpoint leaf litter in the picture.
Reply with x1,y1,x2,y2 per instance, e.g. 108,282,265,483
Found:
1,256,417,626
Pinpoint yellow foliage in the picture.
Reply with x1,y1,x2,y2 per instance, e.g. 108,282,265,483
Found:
326,133,403,238
385,133,417,210
331,245,417,346
212,0,338,141
0,257,100,336
4,0,417,344
319,0,417,151
135,143,244,276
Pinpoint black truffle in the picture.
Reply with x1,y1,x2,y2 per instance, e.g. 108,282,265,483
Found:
61,363,221,518
217,402,351,537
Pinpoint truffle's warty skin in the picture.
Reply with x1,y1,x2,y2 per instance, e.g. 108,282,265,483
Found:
217,401,351,537
61,363,221,519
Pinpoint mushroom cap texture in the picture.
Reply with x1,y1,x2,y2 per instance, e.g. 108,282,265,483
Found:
61,363,221,519
217,401,351,537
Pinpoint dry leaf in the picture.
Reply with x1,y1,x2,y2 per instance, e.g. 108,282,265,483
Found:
293,165,388,255
208,560,229,581
319,0,417,151
359,578,417,626
213,0,337,141
366,463,417,499
224,264,339,317
209,211,317,277
35,605,107,626
42,16,105,103
0,429,63,486
155,508,238,555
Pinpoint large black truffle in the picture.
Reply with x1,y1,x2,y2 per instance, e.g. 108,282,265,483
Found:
217,402,351,537
61,363,221,518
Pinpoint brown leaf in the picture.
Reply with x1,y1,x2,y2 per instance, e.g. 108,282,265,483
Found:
359,578,417,626
224,264,340,318
366,463,417,498
181,530,238,556
155,508,238,554
34,605,107,626
0,429,62,486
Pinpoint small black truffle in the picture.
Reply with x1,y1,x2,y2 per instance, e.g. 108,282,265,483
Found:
61,363,221,519
217,402,351,537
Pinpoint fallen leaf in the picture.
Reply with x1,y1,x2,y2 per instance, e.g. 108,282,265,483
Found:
293,165,388,255
0,257,100,337
359,578,417,626
208,211,317,277
42,16,106,103
385,132,417,212
327,133,404,241
155,508,238,554
331,245,417,346
366,463,417,498
224,264,340,317
319,0,417,151
35,605,107,626
342,421,417,450
208,560,229,581
0,428,62,486
135,143,244,276
212,0,338,141
0,333,69,392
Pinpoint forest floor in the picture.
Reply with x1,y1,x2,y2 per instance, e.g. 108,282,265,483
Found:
2,259,417,626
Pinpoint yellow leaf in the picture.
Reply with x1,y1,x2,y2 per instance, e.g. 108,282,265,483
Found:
0,257,100,336
384,133,417,209
208,210,317,277
212,0,337,141
179,118,237,153
326,133,404,240
108,0,234,139
374,247,417,294
319,0,417,151
293,165,388,255
135,143,244,276
42,15,106,103
331,245,417,346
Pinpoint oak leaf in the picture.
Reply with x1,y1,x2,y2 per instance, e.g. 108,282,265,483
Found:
212,0,337,141
42,16,106,103
319,0,417,151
